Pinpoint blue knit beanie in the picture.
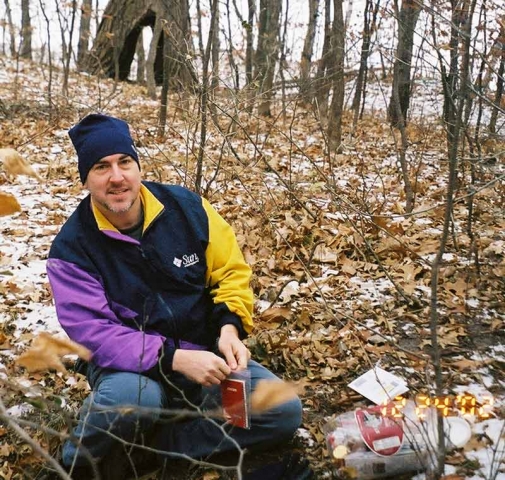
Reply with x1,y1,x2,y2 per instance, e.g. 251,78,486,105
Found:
69,114,140,183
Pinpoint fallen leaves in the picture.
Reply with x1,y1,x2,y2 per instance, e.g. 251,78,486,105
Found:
16,333,91,373
257,306,293,326
0,148,42,182
250,379,306,414
0,192,21,216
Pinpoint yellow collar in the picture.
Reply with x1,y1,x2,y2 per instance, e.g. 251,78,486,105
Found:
91,184,164,233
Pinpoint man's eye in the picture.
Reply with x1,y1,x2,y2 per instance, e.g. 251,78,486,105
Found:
94,164,108,170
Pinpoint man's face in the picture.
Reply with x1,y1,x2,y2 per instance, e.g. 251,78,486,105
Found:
84,153,141,219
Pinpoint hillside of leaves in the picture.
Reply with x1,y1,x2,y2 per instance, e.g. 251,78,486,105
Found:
0,57,504,479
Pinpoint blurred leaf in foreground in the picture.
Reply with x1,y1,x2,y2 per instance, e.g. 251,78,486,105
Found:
251,379,305,414
0,191,21,216
16,332,91,373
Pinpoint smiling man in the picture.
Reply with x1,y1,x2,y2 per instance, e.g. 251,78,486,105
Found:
46,114,302,479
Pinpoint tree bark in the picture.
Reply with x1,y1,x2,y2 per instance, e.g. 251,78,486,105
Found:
327,0,345,152
245,0,255,86
62,0,78,97
314,0,332,119
83,0,195,90
195,0,219,193
20,0,32,59
225,0,240,90
489,17,505,134
135,32,146,84
3,0,16,56
210,0,220,96
351,0,380,125
255,0,281,116
387,0,421,127
299,0,319,102
77,0,92,70
157,24,170,139
146,18,162,99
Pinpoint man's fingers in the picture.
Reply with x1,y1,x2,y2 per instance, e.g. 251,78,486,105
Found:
225,350,238,370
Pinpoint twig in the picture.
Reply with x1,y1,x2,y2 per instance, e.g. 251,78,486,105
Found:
0,397,71,480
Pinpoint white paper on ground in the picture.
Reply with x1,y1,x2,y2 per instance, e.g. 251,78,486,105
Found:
348,366,409,405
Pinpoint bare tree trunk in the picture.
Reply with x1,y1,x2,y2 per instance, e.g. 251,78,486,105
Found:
55,0,69,72
38,0,53,114
255,0,281,116
245,0,256,112
164,0,196,91
146,18,163,99
299,0,320,102
245,0,255,86
3,0,16,56
84,0,195,90
195,0,205,59
77,0,92,70
157,24,170,139
314,0,332,119
225,0,240,90
135,32,146,84
351,0,380,126
327,0,345,152
210,0,220,116
94,0,99,35
279,0,288,119
62,0,78,97
387,0,421,127
195,0,219,193
20,0,32,59
489,17,505,134
428,0,475,476
442,0,466,128
391,80,415,213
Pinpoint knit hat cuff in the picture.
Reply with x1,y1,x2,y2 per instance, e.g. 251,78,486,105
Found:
76,130,139,183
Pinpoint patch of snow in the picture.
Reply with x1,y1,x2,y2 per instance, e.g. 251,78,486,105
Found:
6,403,33,417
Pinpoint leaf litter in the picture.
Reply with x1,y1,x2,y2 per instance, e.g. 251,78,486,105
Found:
0,56,503,479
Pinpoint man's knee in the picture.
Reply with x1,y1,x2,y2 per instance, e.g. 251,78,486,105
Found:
259,396,303,441
278,396,303,437
93,372,163,417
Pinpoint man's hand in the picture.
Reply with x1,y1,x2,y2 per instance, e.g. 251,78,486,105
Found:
172,350,231,386
218,324,251,371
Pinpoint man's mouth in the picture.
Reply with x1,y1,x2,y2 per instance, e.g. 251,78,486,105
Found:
108,188,129,195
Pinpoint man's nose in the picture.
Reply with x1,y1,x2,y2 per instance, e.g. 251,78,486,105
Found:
109,164,124,181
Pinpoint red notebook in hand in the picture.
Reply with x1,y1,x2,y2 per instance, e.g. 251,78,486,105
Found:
221,377,250,429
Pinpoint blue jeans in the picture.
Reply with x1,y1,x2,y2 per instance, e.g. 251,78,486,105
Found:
62,360,302,468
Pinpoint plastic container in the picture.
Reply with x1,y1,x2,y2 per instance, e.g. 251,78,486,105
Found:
323,402,472,480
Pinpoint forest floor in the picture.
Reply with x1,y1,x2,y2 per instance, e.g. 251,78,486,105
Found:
0,55,504,480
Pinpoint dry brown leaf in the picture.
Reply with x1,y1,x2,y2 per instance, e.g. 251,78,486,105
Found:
250,379,305,414
340,257,356,275
449,358,482,371
443,278,469,297
0,148,42,181
0,444,12,457
258,307,293,323
463,435,491,452
0,191,21,216
0,461,13,480
0,332,11,350
201,471,220,480
16,332,91,373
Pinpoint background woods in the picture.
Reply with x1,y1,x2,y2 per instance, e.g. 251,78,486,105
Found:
0,0,504,479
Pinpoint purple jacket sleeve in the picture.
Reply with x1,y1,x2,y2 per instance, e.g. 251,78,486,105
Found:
46,258,164,372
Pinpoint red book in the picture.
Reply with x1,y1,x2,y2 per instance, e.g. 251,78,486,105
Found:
221,377,250,429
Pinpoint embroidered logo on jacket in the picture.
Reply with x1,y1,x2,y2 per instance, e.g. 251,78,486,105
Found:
173,253,200,268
